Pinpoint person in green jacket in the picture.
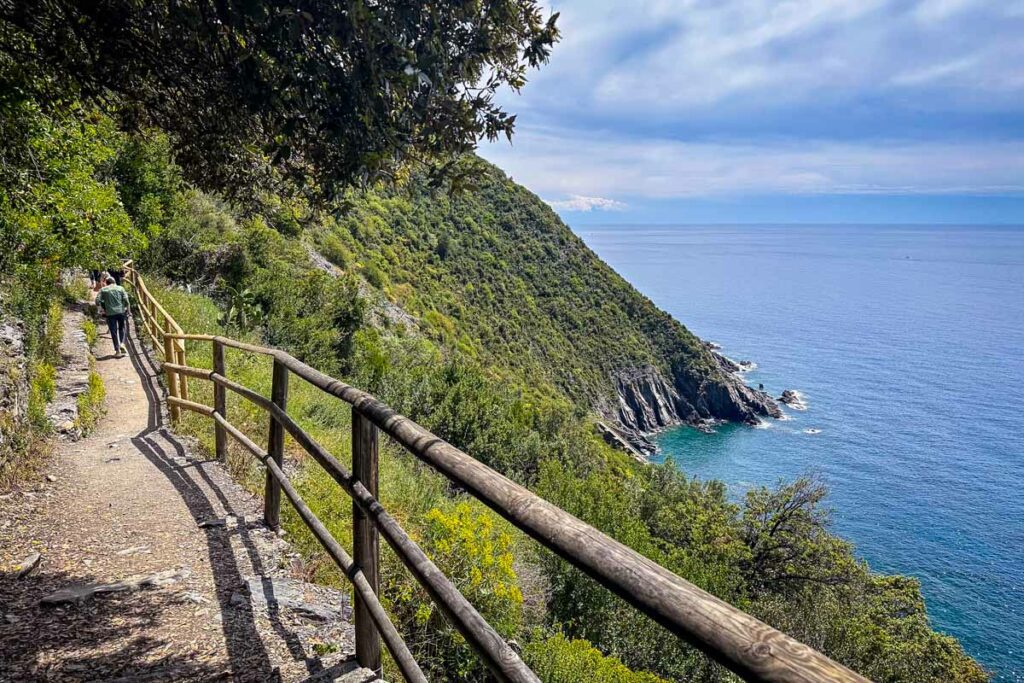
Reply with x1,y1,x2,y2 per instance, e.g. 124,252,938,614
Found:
97,276,131,358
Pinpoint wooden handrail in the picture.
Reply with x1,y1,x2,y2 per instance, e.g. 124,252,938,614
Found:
167,396,215,417
209,410,428,683
164,332,216,342
123,264,188,419
161,363,539,682
124,263,871,683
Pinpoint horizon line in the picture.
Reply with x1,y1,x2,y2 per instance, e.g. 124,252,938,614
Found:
567,221,1024,228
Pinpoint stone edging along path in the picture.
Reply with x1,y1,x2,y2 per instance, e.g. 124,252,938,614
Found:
43,304,93,440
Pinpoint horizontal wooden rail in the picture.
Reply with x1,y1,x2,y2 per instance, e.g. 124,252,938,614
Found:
167,396,214,417
126,264,870,683
209,411,427,683
163,333,216,342
269,351,867,683
161,362,538,682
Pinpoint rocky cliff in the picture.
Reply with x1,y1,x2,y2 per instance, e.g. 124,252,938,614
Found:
608,352,781,456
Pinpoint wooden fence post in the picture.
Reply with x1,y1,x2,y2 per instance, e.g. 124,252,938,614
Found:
352,408,381,675
147,299,158,348
264,358,289,530
162,316,180,422
175,341,189,402
145,300,155,347
213,339,227,462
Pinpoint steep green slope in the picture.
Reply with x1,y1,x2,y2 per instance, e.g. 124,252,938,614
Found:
134,151,986,682
318,161,779,450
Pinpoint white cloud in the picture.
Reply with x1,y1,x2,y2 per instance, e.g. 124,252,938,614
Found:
913,0,983,24
483,2,1024,207
545,195,628,211
519,0,1024,112
484,126,1024,198
890,55,981,86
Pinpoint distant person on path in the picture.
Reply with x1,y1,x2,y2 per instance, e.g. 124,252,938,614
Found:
97,276,131,358
92,270,109,294
108,266,125,287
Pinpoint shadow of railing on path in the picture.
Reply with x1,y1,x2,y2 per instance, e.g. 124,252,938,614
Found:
124,316,325,680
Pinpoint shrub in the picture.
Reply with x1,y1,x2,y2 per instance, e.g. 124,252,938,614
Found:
363,261,388,289
75,360,106,434
387,501,524,681
318,233,353,270
0,101,139,276
82,319,98,348
28,362,57,429
40,301,64,365
524,634,668,683
63,278,91,303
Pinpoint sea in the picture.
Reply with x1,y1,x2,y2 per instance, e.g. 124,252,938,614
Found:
574,224,1024,681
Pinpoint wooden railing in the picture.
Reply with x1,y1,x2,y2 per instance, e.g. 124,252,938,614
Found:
126,264,190,421
123,263,870,683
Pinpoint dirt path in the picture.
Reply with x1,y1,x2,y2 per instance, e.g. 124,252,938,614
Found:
1,305,372,682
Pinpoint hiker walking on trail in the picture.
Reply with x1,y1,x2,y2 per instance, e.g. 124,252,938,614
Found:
107,266,125,287
97,276,131,358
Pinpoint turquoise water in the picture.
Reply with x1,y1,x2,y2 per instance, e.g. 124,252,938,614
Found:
575,224,1024,681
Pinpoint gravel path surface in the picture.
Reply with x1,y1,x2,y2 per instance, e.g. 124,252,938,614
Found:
1,304,374,683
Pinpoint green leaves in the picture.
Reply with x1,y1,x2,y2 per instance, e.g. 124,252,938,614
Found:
2,0,560,199
219,285,262,333
111,132,182,236
524,633,667,683
742,477,856,594
0,100,139,274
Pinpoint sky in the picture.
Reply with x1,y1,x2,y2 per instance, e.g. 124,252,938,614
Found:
477,0,1024,224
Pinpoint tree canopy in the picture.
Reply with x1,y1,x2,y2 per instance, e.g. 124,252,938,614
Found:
0,0,559,197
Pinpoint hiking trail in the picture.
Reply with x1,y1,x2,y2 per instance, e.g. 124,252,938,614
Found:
0,299,374,683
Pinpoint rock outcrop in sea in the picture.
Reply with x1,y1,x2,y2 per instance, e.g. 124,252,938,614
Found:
607,358,781,457
710,349,756,374
778,389,807,411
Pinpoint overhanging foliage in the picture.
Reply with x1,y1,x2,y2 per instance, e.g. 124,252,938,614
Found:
0,0,559,197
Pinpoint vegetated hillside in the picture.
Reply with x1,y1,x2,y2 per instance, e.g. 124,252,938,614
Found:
316,160,779,451
125,135,985,682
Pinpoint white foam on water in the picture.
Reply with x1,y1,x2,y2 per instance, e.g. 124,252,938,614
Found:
781,389,809,410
